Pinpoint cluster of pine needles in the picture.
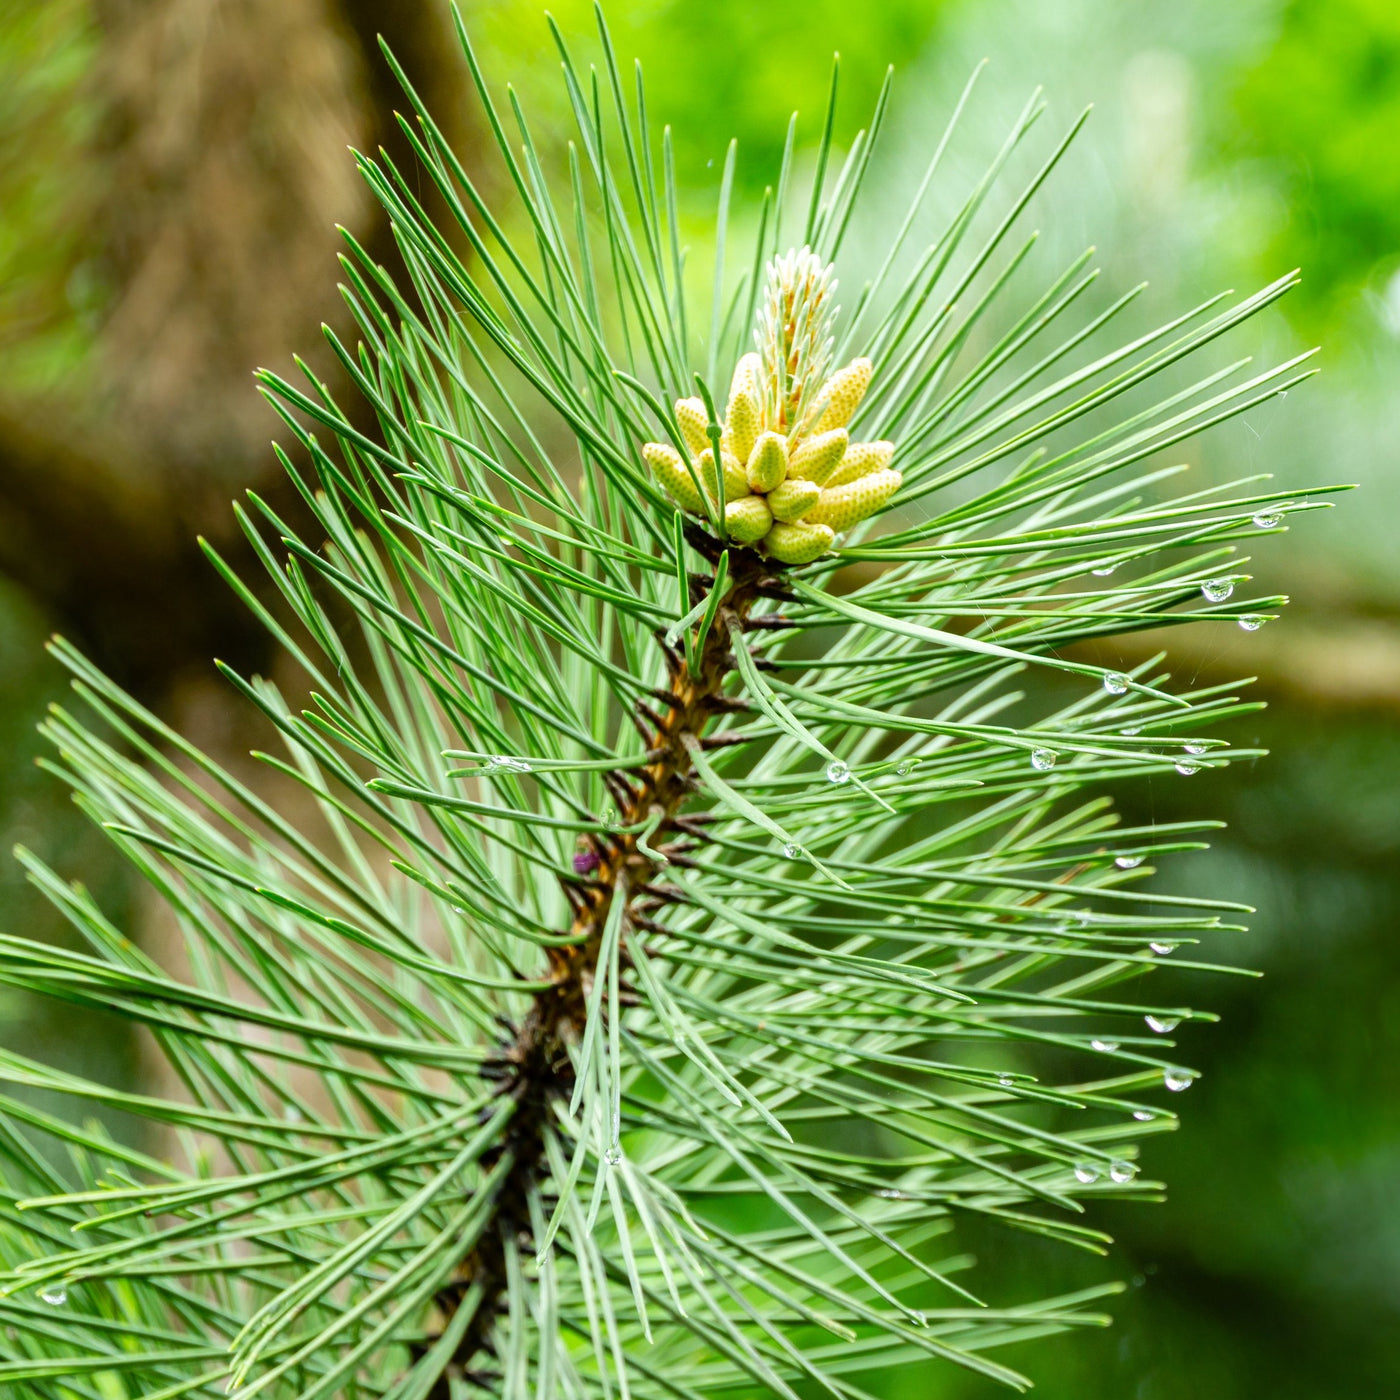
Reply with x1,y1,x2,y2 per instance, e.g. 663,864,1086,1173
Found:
0,6,1336,1399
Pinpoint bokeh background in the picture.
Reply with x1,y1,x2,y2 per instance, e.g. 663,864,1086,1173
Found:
2,0,1397,1395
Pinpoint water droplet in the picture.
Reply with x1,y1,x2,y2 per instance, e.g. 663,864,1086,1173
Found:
1109,1160,1137,1183
1252,509,1283,529
782,842,803,860
1201,578,1235,602
1122,726,1141,737
1030,748,1057,772
604,1146,622,1166
1145,1015,1180,1034
1074,1161,1101,1184
1103,672,1130,696
997,1074,1015,1088
1174,760,1200,776
1163,1067,1196,1092
896,759,916,776
39,1286,66,1306
1091,1039,1121,1053
486,754,532,773
1149,941,1173,956
1184,741,1207,755
877,1188,906,1199
1114,854,1144,870
1132,1109,1156,1122
1092,564,1117,577
825,759,851,785
1238,614,1265,631
910,1310,929,1327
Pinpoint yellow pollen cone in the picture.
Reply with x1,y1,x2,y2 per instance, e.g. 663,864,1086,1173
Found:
674,397,712,458
764,520,836,565
815,356,873,432
787,428,849,486
643,442,705,514
746,431,788,493
724,388,760,464
697,447,748,502
803,468,903,532
725,495,773,544
767,477,822,522
825,439,894,489
730,351,761,395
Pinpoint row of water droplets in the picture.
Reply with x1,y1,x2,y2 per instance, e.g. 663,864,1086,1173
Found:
1030,739,1207,777
1090,499,1292,617
1028,660,1227,776
1198,573,1267,629
1075,1158,1139,1184
1086,1011,1198,1098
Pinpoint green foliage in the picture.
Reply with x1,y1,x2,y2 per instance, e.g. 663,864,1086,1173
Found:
0,0,100,388
0,6,1334,1397
1230,0,1400,322
483,0,948,197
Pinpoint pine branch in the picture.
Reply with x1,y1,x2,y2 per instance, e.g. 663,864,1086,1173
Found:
0,7,1345,1398
421,548,773,1388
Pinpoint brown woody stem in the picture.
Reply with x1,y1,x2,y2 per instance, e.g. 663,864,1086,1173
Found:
422,541,774,1392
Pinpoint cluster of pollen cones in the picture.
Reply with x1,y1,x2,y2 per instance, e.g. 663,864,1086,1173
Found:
643,353,902,564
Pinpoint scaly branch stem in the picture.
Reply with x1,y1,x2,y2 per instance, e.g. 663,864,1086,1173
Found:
422,541,784,1392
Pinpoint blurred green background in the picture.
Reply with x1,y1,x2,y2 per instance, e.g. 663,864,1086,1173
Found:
1,0,1396,1395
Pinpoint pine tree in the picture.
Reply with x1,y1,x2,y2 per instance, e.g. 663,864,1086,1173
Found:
0,8,1333,1397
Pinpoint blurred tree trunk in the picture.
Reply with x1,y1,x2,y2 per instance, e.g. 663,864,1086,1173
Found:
0,0,483,1137
0,0,472,700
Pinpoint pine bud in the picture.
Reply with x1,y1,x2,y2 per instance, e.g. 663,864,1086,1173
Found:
644,442,706,514
724,387,760,464
786,428,849,486
729,350,761,401
697,447,748,502
803,469,903,531
824,439,894,489
725,494,773,544
815,356,873,431
674,397,712,458
767,477,822,522
764,520,836,564
746,431,788,493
